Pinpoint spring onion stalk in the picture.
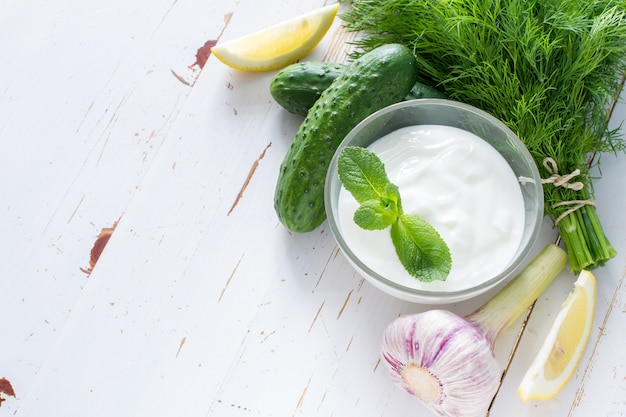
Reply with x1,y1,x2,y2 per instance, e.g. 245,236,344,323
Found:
381,244,567,417
341,0,626,272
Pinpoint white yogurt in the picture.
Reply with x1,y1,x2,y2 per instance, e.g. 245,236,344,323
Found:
337,124,525,292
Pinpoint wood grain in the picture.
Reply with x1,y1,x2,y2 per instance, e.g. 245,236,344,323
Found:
1,1,624,416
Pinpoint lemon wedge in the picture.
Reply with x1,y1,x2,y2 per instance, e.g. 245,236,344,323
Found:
211,3,339,71
518,269,596,401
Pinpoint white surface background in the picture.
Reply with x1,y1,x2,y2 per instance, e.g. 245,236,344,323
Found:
1,1,624,416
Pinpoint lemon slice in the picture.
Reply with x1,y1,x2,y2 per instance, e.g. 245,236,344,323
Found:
211,3,339,71
518,269,596,401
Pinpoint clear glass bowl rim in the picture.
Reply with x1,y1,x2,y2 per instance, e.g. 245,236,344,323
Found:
324,98,545,303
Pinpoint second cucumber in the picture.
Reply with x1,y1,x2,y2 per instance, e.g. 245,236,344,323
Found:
271,61,445,117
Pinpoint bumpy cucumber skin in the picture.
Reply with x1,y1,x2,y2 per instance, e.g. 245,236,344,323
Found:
270,62,345,116
274,44,419,233
271,62,445,116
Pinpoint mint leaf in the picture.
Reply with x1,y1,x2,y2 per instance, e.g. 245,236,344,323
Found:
353,198,398,230
390,214,452,282
337,146,393,204
336,145,451,282
383,182,402,214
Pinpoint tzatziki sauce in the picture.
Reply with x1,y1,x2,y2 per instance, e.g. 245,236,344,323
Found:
337,124,525,292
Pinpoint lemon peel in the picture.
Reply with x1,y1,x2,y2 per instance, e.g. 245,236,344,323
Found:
518,269,596,401
211,3,339,71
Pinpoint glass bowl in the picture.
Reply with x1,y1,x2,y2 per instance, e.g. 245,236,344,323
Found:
324,99,544,304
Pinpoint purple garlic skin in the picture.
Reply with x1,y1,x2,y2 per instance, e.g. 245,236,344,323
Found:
381,310,502,417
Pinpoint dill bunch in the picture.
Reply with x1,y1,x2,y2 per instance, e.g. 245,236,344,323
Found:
341,0,626,272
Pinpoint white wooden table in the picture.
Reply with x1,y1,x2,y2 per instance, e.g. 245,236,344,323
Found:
1,1,624,416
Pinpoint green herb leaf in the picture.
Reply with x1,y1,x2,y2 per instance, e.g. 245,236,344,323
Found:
337,145,451,282
353,198,398,230
337,146,394,204
390,214,452,282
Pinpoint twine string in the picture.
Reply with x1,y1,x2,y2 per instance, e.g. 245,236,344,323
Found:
552,199,596,226
518,157,594,226
541,157,584,191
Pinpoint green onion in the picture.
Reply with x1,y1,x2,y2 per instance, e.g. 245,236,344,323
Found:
381,244,568,417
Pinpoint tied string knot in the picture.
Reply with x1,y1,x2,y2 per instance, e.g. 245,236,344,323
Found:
552,199,596,226
518,157,595,226
540,157,584,191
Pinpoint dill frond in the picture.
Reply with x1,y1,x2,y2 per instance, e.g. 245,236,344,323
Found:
341,0,626,271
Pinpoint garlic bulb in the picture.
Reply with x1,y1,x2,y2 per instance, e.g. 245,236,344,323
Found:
380,244,568,417
382,311,500,417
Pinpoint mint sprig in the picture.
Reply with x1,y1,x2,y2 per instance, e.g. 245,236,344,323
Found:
337,146,451,282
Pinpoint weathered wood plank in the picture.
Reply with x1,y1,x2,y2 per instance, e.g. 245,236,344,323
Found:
1,0,624,416
0,0,238,409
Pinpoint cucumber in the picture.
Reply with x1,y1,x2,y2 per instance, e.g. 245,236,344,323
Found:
274,44,419,232
271,62,445,116
405,81,447,101
270,61,345,116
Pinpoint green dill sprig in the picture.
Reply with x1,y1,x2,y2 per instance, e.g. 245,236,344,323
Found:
341,0,626,271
